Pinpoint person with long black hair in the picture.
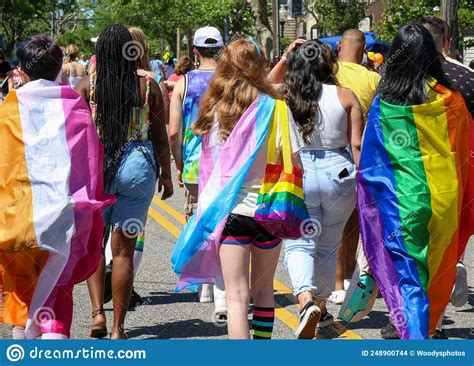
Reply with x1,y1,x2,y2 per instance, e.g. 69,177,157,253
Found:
359,24,472,340
282,40,363,338
76,24,172,339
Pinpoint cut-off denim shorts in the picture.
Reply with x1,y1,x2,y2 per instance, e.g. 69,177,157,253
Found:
102,140,158,234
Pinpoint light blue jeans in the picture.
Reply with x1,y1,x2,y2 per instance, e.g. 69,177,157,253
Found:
284,149,357,299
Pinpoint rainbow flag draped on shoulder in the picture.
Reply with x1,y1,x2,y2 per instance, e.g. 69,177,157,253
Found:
0,79,113,338
358,83,474,339
171,95,277,291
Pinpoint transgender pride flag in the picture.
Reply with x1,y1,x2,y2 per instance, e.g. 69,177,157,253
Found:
0,79,113,338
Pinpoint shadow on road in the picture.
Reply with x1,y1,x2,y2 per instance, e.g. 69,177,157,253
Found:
126,319,228,339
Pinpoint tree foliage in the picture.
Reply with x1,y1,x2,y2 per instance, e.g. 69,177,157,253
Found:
374,0,473,48
0,0,256,56
303,0,367,36
373,0,436,42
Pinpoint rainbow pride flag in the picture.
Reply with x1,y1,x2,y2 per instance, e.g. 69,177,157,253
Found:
0,79,113,338
172,95,277,290
358,83,474,339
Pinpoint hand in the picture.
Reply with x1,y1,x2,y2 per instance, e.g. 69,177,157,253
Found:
158,177,173,200
285,39,305,57
176,169,184,188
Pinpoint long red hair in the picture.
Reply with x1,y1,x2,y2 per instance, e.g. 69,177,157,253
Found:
192,39,279,140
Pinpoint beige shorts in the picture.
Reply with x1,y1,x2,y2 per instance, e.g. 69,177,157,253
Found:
184,183,198,221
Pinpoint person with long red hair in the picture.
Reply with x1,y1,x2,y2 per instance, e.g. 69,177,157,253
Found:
172,39,304,339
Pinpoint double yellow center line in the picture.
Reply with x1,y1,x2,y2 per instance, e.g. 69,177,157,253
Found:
148,196,363,340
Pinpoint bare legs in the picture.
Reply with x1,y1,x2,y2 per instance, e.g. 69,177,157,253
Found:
335,209,359,291
219,243,281,339
87,228,137,339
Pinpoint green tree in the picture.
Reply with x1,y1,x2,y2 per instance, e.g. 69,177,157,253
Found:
373,0,435,42
458,0,474,48
303,0,367,36
0,0,56,54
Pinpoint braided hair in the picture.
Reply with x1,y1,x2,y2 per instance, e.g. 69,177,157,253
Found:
95,24,140,187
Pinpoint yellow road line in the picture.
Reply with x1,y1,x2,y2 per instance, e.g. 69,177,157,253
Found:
274,278,364,340
148,206,181,239
152,196,187,225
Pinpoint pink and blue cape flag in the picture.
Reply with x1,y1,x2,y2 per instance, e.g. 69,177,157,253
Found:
171,95,276,291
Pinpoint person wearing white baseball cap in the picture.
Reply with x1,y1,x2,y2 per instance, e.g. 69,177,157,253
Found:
168,26,226,321
193,26,224,48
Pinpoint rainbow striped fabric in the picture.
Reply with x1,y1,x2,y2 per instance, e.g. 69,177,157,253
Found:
0,79,112,338
358,83,474,339
172,95,277,290
254,100,309,239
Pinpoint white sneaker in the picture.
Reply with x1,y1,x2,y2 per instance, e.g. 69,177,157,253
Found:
344,279,351,291
327,290,346,305
213,285,227,323
451,262,468,307
295,301,321,339
198,284,214,303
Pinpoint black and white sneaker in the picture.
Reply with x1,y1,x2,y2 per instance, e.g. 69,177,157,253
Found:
295,301,321,339
318,311,334,328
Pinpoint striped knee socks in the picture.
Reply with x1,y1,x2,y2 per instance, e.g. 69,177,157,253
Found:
252,306,274,339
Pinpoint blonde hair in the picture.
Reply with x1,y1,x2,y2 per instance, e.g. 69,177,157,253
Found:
128,26,150,71
65,44,80,62
192,39,279,140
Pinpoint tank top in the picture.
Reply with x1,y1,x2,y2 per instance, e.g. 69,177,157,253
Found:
89,73,151,141
68,76,82,88
302,84,349,150
181,69,215,184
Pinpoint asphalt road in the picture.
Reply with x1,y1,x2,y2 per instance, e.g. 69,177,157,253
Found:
1,175,473,340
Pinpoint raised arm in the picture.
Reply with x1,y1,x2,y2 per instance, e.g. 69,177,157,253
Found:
267,39,305,85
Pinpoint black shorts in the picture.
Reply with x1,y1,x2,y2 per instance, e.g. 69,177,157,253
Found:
220,214,281,250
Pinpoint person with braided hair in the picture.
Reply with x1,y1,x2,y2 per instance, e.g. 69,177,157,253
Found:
76,24,173,339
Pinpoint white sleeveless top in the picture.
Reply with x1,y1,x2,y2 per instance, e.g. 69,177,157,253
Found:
302,84,349,150
68,76,82,88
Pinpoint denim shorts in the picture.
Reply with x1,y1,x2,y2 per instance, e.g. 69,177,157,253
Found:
103,141,158,233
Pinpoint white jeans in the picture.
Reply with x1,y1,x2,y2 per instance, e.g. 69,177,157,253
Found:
284,149,356,299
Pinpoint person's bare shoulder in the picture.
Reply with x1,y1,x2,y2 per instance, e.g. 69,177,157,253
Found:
74,75,90,101
338,86,362,112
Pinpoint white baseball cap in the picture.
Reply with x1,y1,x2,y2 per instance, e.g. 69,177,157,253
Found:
193,26,224,48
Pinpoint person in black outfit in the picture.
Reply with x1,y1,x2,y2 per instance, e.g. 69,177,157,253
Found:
420,16,474,117
0,49,12,79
